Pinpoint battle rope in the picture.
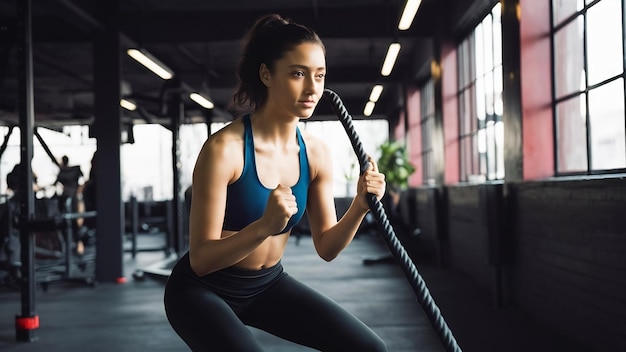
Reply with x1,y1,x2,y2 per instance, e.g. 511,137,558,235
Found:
323,88,462,352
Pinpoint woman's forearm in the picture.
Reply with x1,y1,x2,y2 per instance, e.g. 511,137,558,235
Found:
189,221,270,276
315,198,369,261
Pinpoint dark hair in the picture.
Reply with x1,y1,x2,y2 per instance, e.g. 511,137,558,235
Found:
230,14,325,114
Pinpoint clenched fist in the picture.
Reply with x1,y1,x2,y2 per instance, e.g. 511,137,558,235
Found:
261,184,298,234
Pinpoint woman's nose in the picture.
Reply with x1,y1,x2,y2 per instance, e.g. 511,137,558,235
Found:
305,75,321,94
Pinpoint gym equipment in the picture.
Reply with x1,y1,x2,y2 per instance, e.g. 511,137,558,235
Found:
323,88,462,352
1,195,97,291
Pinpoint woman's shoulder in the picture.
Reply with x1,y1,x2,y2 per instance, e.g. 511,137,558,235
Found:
194,118,246,183
300,129,331,170
301,129,328,150
197,118,245,163
205,118,244,147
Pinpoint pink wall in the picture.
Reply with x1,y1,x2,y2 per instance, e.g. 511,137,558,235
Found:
394,110,405,141
441,43,460,184
406,86,423,186
520,0,554,180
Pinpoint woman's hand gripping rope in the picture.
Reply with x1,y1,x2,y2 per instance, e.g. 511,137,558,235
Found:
355,157,386,212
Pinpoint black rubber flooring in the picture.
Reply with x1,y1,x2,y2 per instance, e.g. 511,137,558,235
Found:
0,232,590,352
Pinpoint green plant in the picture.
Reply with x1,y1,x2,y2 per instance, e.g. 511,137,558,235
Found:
377,140,415,191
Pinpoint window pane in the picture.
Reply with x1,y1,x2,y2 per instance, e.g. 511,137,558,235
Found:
482,16,493,73
553,0,584,25
494,66,504,115
420,80,436,184
426,117,435,183
123,124,173,200
475,26,484,78
477,130,487,177
554,16,585,98
476,76,485,121
301,120,388,196
484,71,494,116
469,135,477,175
587,0,623,85
463,86,476,134
588,79,626,170
461,90,471,134
556,96,588,173
180,124,209,190
457,3,502,182
495,121,505,179
492,4,502,66
486,121,496,179
460,138,466,180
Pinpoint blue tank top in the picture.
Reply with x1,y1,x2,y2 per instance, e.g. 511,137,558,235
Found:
222,115,310,235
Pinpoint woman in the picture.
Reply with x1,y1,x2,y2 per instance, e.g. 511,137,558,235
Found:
164,14,387,351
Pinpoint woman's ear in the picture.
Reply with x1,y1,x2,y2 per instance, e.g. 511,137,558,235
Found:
259,63,271,87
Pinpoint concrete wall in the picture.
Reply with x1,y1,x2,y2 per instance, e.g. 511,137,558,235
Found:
403,178,626,350
510,178,626,350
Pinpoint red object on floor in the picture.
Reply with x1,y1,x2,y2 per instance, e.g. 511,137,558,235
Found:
16,315,39,330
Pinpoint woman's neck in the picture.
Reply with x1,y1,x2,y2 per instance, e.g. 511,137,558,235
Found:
250,109,299,146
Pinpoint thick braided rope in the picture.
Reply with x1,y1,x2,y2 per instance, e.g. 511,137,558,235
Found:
323,89,462,352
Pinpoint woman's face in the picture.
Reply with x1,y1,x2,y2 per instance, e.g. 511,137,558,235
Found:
263,42,326,119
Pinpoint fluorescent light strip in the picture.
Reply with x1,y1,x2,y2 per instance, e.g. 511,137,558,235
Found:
398,0,422,30
190,93,215,109
381,43,401,77
369,85,384,103
120,99,137,111
363,101,376,117
127,48,173,80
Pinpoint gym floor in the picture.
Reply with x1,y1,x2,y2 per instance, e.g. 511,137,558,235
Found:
0,232,590,352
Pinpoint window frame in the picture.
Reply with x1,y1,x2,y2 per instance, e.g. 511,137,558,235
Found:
551,0,626,175
456,4,504,183
420,79,436,185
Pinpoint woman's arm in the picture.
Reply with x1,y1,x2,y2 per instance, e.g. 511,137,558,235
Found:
306,139,386,262
188,129,296,276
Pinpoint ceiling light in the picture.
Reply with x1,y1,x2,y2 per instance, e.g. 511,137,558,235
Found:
381,43,401,77
369,85,384,103
363,101,376,117
190,93,214,109
120,99,137,111
127,48,174,80
398,0,422,30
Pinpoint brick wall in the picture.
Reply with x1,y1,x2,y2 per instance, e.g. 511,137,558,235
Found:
410,178,626,351
408,178,626,350
412,187,446,265
510,178,626,350
445,185,493,292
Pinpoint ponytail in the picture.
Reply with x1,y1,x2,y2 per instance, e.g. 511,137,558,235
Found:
230,14,324,114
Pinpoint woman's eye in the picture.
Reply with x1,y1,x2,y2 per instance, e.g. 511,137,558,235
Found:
294,71,305,77
317,73,325,79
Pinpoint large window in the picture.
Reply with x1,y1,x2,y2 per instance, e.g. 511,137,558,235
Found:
0,120,388,200
420,79,436,185
552,0,626,174
0,125,96,198
457,3,504,182
300,119,389,196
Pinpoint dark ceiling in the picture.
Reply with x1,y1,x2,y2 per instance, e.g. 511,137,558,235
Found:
0,0,487,129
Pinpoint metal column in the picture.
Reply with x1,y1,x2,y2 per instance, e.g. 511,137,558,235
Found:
171,94,184,255
93,0,124,282
15,0,38,342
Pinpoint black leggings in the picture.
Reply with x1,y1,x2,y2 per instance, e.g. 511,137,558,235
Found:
164,253,387,352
